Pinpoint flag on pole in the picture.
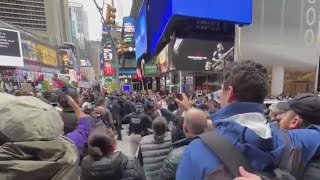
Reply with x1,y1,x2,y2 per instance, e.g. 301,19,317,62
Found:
52,77,65,87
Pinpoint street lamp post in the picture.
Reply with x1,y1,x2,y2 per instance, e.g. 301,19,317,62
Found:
93,0,120,93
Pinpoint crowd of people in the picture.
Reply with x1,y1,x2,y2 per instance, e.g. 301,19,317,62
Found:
1,60,320,180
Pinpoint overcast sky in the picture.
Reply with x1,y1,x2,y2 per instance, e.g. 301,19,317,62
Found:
70,0,133,40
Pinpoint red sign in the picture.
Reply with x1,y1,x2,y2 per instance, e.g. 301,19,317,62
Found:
136,68,142,80
104,62,115,76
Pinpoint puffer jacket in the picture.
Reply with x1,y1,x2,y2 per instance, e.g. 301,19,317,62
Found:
157,138,195,180
139,132,172,180
81,151,146,180
0,137,80,180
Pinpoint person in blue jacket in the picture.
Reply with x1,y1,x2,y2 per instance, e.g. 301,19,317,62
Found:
176,60,320,180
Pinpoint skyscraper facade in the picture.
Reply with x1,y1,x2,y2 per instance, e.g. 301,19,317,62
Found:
0,0,71,46
69,2,89,59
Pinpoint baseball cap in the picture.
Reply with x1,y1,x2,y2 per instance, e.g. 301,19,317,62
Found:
0,93,64,142
277,93,320,124
135,102,144,109
269,103,283,114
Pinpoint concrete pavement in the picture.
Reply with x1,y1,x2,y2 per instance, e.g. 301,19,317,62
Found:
116,124,131,156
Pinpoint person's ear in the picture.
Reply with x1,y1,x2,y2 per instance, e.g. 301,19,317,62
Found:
289,116,302,129
183,124,188,134
227,86,235,103
112,143,116,153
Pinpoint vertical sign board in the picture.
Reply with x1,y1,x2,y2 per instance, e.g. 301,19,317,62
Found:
135,0,148,60
123,17,136,51
0,28,23,67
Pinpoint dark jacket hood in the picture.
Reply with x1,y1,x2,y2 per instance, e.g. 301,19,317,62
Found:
81,151,128,180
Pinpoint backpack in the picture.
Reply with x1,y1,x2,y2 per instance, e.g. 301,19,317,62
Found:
199,131,304,180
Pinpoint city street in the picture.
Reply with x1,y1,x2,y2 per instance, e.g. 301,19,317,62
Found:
116,124,131,156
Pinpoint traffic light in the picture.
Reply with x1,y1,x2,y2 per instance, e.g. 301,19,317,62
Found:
105,4,116,24
118,41,127,54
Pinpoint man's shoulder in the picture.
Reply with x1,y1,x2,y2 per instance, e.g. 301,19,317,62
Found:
168,146,186,162
183,138,221,167
177,138,222,179
288,126,320,148
140,134,154,144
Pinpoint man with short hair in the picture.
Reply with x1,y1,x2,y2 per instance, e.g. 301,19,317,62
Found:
176,60,320,180
158,108,208,180
276,93,320,130
235,94,320,179
122,102,153,155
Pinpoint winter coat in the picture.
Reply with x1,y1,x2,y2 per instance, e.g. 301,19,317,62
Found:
157,138,195,180
81,151,146,180
0,137,80,180
139,132,172,180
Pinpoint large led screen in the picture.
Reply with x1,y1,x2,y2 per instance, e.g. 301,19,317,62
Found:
172,0,252,23
123,17,135,50
135,0,147,60
0,28,23,67
149,0,252,56
168,38,234,72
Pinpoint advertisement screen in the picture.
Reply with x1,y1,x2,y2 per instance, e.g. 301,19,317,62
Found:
172,0,252,23
149,0,252,56
119,69,137,75
123,85,132,93
156,45,170,73
104,62,115,76
144,64,158,76
135,0,147,60
168,38,234,72
149,0,172,56
0,28,23,67
123,17,135,51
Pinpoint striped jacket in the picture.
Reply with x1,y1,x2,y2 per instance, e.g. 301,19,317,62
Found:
139,132,172,180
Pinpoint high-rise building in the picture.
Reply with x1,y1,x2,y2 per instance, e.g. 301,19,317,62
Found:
0,0,47,31
85,40,102,78
0,0,72,46
69,2,89,59
130,0,143,18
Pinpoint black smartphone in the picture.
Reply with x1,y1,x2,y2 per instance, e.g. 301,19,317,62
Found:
61,87,68,94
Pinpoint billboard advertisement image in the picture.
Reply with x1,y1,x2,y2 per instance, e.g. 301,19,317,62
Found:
169,38,234,72
123,17,135,51
135,0,147,60
148,0,252,56
0,28,23,67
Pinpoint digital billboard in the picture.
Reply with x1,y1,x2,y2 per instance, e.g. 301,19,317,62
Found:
149,0,252,56
149,0,172,56
123,17,135,51
0,28,23,67
135,0,148,60
168,38,234,72
172,0,252,23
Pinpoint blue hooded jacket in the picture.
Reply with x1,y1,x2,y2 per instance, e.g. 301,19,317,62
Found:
176,102,320,180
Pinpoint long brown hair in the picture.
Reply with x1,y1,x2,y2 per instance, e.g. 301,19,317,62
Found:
88,127,115,160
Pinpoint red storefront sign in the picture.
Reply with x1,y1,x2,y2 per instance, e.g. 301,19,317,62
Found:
104,62,115,76
136,68,142,80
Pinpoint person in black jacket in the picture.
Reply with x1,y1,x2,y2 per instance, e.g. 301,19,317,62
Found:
81,126,146,180
108,96,122,140
122,102,153,155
